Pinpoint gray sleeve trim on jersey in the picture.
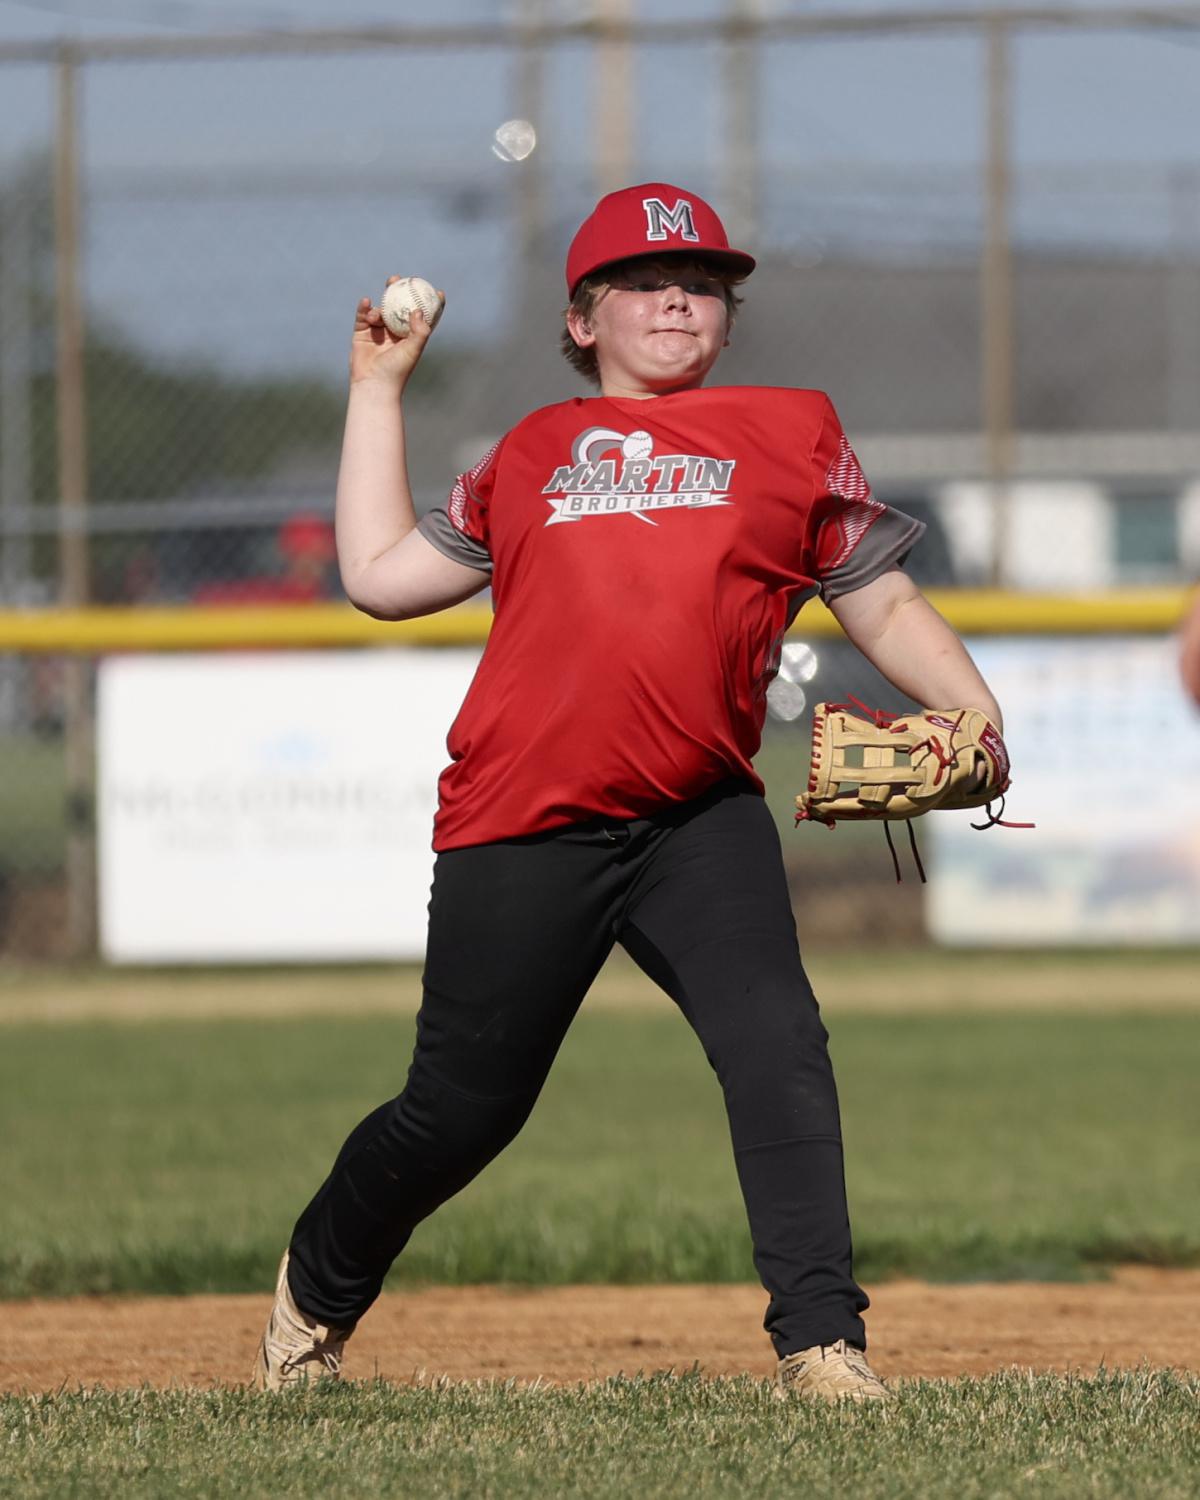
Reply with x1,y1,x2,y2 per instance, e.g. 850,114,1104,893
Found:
819,507,926,602
417,508,494,574
785,584,821,627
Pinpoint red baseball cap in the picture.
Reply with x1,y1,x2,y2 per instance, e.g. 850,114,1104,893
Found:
565,182,756,297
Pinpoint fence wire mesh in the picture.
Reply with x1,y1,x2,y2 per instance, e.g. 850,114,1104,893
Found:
1,12,1198,957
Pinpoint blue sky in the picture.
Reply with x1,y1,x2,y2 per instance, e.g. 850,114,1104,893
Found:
4,0,1199,170
1,1,1198,373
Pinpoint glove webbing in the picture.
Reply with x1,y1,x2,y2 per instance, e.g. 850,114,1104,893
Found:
819,697,955,881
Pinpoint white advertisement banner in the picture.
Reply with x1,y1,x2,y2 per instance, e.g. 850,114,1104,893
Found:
928,636,1200,945
97,649,481,963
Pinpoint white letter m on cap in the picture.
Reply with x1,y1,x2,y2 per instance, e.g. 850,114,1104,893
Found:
643,197,699,243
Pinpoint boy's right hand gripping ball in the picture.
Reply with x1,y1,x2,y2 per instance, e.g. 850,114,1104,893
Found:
380,277,443,336
795,701,1011,825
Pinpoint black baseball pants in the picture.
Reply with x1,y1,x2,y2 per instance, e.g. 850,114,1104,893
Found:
288,777,869,1356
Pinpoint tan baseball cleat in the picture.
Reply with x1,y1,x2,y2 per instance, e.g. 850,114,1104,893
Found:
252,1251,355,1392
776,1339,890,1404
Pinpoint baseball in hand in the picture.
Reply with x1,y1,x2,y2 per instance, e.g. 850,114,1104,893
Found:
380,277,443,336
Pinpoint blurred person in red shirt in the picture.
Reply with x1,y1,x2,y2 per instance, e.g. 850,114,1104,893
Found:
191,512,337,605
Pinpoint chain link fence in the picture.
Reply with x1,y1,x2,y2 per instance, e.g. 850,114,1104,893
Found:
1,10,1198,957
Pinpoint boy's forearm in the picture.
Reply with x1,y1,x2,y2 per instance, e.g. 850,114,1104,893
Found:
335,379,417,591
832,576,1003,731
870,596,1003,729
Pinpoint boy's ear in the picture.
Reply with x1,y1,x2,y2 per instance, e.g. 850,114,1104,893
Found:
566,305,596,349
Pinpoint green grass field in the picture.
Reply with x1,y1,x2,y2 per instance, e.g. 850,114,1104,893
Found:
2,996,1198,1298
3,957,1198,1498
4,1372,1198,1500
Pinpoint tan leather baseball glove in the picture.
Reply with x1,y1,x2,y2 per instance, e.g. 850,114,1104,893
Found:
795,699,1013,826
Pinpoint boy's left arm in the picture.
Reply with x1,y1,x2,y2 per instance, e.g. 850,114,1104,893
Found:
828,567,1004,733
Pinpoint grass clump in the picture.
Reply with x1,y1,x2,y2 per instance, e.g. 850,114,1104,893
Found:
3,1369,1199,1499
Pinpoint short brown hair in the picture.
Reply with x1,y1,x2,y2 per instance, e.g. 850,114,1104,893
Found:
560,257,746,385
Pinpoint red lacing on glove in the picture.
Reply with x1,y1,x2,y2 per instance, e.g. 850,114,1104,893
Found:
825,694,900,729
795,704,830,824
906,709,966,788
909,730,957,786
971,793,1035,831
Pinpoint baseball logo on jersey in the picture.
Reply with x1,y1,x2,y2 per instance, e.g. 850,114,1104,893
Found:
542,427,736,528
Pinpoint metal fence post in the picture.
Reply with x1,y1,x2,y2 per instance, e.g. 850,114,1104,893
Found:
721,0,764,246
982,16,1015,588
54,43,96,959
515,0,546,264
595,0,634,197
0,172,34,603
1167,166,1200,434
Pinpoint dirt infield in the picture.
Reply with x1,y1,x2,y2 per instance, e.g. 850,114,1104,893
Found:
5,1268,1199,1392
4,952,1199,1026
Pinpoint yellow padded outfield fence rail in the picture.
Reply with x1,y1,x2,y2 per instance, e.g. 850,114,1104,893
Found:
0,589,1193,653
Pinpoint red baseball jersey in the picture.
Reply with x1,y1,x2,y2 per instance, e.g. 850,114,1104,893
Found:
418,387,923,851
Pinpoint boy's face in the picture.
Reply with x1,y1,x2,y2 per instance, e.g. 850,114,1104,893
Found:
567,255,733,397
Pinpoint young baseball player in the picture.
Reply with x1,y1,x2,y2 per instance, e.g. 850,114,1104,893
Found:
255,183,1006,1402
